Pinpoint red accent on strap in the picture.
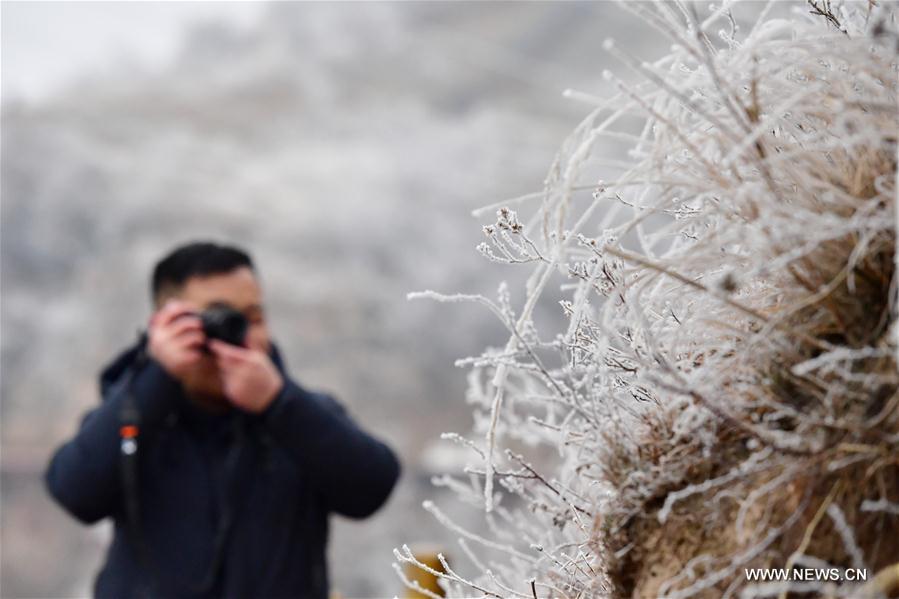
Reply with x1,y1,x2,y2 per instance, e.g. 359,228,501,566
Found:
120,425,139,439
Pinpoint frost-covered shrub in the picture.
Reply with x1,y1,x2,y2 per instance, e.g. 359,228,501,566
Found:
398,2,899,597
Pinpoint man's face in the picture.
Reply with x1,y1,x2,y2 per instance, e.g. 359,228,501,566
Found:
164,266,271,401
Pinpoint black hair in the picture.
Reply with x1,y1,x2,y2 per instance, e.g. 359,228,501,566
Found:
151,241,254,302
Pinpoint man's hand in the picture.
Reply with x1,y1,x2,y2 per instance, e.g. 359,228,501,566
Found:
208,340,284,413
147,301,204,380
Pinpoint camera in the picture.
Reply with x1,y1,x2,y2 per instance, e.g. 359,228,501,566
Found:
200,304,248,347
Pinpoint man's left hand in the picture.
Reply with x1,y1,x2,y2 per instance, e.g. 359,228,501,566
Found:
209,340,284,413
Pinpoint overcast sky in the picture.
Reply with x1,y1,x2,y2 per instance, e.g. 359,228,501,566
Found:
2,2,266,103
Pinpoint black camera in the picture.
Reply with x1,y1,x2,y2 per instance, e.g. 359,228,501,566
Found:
200,304,248,347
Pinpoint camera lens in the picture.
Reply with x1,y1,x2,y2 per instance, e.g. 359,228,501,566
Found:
200,304,248,346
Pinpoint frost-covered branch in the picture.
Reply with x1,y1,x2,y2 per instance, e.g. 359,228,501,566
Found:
398,1,899,596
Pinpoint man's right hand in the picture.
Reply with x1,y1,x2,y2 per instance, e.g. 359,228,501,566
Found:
147,301,204,380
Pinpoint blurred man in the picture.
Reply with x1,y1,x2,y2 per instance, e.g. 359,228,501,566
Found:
45,241,401,599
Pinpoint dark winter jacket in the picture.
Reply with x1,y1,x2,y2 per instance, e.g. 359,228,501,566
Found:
44,340,401,599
